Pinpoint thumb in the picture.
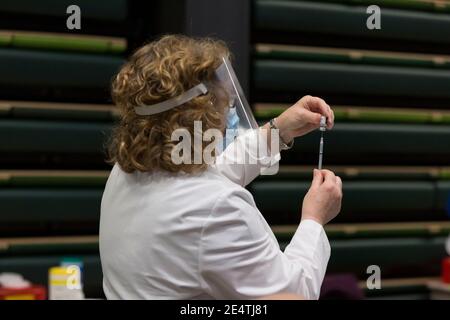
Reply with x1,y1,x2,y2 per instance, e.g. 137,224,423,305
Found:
311,169,323,188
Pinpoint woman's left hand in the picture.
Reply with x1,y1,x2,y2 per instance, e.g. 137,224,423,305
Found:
274,95,334,144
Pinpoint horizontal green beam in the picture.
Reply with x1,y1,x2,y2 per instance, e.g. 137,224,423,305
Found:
278,236,446,277
315,0,450,13
254,59,450,99
0,189,103,223
251,180,450,223
255,1,450,45
261,166,450,181
0,174,108,188
0,48,123,89
0,101,118,121
274,223,450,241
282,122,450,166
0,241,99,256
0,119,112,154
0,32,127,54
256,44,450,69
328,237,446,277
255,104,450,124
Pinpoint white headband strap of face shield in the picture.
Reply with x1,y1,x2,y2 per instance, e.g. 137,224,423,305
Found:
134,83,208,116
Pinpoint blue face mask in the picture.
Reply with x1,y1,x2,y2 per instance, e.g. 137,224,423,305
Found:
227,106,239,131
219,106,240,152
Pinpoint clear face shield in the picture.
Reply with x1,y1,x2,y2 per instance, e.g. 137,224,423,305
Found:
213,57,259,133
134,57,278,173
134,57,259,145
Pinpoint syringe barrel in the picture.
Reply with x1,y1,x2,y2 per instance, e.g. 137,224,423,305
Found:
319,137,324,154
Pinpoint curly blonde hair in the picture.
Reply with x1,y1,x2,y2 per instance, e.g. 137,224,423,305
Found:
108,35,230,174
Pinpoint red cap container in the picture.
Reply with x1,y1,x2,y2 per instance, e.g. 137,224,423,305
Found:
0,285,46,300
442,257,450,284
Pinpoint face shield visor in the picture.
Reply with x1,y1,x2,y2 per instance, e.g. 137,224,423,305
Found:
134,57,259,147
134,57,278,174
213,57,259,133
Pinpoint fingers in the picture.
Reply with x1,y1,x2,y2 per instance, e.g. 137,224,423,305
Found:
336,176,343,197
303,109,322,126
303,96,334,130
320,170,342,197
321,169,336,184
328,108,335,130
311,169,324,188
336,176,342,190
311,169,341,189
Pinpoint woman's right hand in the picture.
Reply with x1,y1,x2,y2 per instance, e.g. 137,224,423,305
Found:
301,169,343,225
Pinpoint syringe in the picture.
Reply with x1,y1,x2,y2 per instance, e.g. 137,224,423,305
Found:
318,116,326,170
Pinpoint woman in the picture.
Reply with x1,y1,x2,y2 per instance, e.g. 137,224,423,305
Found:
100,35,342,300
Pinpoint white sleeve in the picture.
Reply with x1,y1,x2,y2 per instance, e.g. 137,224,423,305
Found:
213,129,281,187
199,190,331,300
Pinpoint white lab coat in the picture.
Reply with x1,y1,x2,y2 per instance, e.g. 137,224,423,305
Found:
99,130,331,300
